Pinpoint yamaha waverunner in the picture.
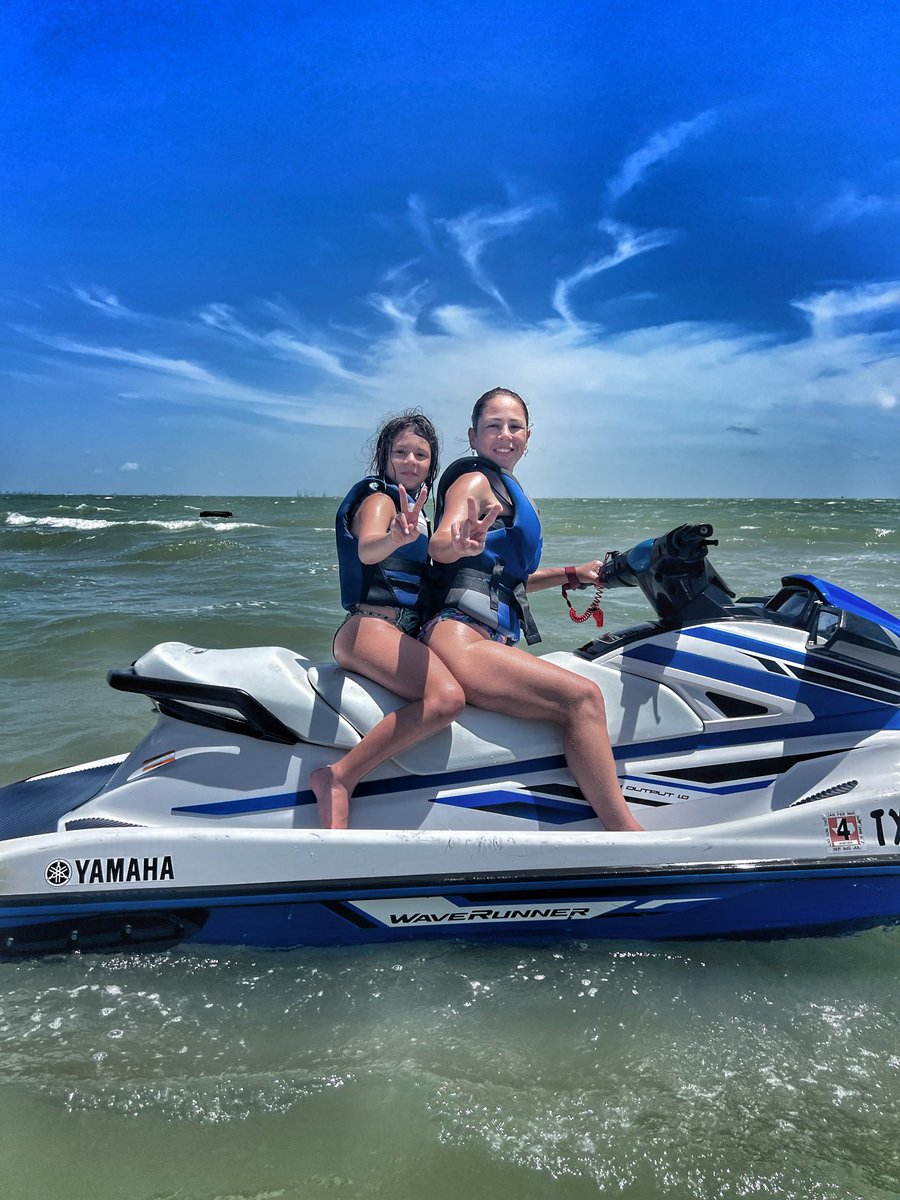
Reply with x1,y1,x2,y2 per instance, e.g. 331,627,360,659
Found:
2,524,899,955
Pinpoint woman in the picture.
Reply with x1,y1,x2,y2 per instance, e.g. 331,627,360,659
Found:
311,411,465,828
423,387,643,832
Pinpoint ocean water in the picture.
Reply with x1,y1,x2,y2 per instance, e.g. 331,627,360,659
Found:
1,494,899,1200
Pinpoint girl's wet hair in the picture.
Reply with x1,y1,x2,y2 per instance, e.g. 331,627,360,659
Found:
369,409,441,491
470,387,530,430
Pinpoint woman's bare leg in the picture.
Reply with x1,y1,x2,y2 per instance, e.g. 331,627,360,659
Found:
310,615,465,828
425,621,642,832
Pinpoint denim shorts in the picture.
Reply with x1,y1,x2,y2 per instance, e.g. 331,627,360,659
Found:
338,604,422,639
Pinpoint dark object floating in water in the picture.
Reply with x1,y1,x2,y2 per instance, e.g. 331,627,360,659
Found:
200,510,232,518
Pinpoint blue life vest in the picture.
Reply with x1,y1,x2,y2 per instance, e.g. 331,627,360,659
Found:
336,477,430,612
430,456,543,644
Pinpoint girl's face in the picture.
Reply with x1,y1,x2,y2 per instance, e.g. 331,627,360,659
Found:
387,429,432,491
469,393,530,468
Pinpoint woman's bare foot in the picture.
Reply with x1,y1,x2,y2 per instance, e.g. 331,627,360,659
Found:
309,765,351,829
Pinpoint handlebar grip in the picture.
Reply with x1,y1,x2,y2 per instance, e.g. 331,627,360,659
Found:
669,523,717,556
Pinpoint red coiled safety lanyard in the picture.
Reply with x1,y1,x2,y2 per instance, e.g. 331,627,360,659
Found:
560,552,612,628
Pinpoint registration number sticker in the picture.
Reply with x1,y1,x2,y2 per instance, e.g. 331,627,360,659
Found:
824,812,864,851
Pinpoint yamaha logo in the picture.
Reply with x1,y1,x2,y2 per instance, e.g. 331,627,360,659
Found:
42,855,175,887
46,860,71,886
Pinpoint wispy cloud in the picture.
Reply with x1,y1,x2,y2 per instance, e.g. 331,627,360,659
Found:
813,186,900,230
441,198,554,309
28,333,218,381
546,112,714,327
792,281,900,338
21,329,367,427
407,194,438,255
197,304,364,382
69,285,139,318
552,220,675,325
368,283,429,340
607,110,718,204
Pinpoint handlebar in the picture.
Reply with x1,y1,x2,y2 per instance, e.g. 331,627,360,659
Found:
667,523,717,558
599,523,734,622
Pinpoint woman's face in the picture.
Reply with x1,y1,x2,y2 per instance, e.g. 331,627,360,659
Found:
469,393,530,468
387,429,432,491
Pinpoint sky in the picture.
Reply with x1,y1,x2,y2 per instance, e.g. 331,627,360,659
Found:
1,0,899,498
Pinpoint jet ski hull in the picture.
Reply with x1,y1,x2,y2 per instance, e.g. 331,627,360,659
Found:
2,761,899,953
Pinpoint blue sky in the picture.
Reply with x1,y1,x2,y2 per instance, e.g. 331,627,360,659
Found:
2,0,899,497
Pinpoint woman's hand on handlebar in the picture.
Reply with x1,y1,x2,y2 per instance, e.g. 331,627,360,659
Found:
575,559,603,586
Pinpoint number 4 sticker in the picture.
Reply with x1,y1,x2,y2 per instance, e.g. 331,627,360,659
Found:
824,812,863,851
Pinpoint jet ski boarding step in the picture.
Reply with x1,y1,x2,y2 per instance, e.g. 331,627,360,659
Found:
0,760,122,841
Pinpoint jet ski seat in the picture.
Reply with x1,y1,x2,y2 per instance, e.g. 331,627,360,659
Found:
117,643,564,771
114,640,702,776
115,642,362,749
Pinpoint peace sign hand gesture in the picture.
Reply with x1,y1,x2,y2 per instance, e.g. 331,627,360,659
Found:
390,484,429,546
449,495,501,556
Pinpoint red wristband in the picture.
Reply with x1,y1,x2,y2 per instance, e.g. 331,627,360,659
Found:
564,566,579,589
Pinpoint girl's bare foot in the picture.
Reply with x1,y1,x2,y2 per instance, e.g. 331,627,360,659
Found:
309,765,351,829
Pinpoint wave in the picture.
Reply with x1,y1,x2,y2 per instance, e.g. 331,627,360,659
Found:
4,512,265,533
69,503,124,513
123,537,255,565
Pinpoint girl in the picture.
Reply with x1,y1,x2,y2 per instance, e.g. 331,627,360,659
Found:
423,387,642,832
311,411,465,828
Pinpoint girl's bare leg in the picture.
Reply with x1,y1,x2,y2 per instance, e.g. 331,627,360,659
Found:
310,616,465,828
425,621,642,832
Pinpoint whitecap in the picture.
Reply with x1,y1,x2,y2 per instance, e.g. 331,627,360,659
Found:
5,513,116,531
5,513,264,533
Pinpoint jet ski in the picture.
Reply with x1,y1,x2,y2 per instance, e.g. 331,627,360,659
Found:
2,524,899,956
